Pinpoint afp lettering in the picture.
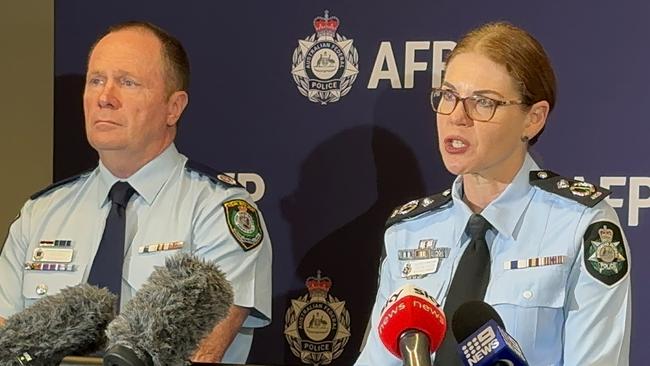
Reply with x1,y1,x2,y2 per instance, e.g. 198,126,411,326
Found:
367,41,456,89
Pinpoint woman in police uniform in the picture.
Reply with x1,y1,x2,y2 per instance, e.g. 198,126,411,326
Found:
355,22,631,366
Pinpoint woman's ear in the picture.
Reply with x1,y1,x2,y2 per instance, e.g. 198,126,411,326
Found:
523,100,550,141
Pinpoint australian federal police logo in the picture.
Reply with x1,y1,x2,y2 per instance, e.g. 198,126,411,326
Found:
284,271,351,365
583,221,628,286
291,10,359,105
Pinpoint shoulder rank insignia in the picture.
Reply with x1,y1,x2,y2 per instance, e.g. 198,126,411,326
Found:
185,160,244,189
583,221,628,286
30,169,93,200
223,199,264,251
385,189,453,228
529,170,610,207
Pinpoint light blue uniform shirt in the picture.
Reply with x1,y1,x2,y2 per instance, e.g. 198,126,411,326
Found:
0,144,272,364
355,154,631,366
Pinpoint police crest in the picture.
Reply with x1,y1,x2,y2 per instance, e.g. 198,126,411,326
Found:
291,11,359,105
284,271,351,365
583,221,628,286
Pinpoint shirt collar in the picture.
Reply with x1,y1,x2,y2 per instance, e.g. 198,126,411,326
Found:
97,144,184,208
450,153,539,240
481,153,539,240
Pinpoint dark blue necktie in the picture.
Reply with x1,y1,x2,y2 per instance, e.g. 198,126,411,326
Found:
434,213,492,366
87,181,136,300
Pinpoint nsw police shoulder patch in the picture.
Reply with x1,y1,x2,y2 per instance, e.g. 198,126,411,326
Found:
223,199,264,251
583,221,628,286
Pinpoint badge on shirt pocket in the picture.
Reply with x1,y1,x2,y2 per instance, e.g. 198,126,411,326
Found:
32,247,74,263
398,239,449,279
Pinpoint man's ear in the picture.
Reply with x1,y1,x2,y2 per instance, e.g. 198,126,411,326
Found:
166,91,189,126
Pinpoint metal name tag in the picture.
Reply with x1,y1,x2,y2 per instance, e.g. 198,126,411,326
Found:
32,247,74,263
401,258,442,278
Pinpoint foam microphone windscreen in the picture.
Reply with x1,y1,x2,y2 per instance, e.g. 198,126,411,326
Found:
105,253,234,366
451,300,505,342
0,284,117,365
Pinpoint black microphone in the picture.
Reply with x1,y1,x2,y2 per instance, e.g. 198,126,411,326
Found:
103,253,234,366
452,301,528,366
0,284,117,365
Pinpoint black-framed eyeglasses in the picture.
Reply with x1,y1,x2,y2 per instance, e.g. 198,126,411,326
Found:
430,87,527,122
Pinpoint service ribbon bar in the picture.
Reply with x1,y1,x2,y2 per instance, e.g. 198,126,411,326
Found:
138,241,184,254
504,255,567,270
24,262,76,272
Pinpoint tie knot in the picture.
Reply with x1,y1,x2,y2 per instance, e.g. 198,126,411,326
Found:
108,181,136,208
466,214,491,240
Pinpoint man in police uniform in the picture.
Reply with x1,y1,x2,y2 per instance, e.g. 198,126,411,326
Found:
0,21,271,363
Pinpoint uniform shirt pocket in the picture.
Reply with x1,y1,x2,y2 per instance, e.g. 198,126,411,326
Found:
485,267,567,365
487,266,566,308
125,249,185,290
22,264,87,307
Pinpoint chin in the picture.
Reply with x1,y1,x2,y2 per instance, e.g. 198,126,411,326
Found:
440,154,467,176
88,138,128,152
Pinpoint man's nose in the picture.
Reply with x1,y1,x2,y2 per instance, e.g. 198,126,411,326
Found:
98,81,121,109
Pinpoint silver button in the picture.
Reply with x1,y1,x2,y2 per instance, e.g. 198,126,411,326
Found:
537,171,548,179
523,290,533,299
35,284,48,296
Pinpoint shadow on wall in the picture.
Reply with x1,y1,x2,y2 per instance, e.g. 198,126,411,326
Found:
277,125,427,365
54,74,98,180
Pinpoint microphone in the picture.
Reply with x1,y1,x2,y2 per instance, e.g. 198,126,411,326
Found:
378,284,447,366
103,253,234,366
0,284,117,366
452,301,528,366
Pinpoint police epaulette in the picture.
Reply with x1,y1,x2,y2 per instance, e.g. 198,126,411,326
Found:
530,170,610,208
184,160,244,189
385,189,453,228
30,169,93,200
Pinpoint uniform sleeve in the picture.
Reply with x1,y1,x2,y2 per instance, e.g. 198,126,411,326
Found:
192,188,272,328
0,202,32,318
563,203,631,365
354,234,403,366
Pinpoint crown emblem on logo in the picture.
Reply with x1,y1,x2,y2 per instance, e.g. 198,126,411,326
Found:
598,225,614,243
305,270,332,298
313,11,339,38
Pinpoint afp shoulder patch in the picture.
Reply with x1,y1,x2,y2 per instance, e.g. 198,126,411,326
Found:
30,169,93,200
223,199,264,251
385,189,453,228
529,170,610,207
583,221,628,286
185,160,244,189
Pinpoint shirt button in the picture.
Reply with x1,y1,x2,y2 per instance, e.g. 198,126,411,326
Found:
35,284,48,296
523,290,533,299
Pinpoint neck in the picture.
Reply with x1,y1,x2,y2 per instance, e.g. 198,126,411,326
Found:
461,153,527,213
99,142,172,179
462,175,509,213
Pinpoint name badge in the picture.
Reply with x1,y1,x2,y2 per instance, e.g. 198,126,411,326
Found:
32,248,74,263
138,241,184,254
401,258,441,279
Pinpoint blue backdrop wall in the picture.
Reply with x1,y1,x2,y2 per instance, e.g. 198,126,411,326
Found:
55,1,650,364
